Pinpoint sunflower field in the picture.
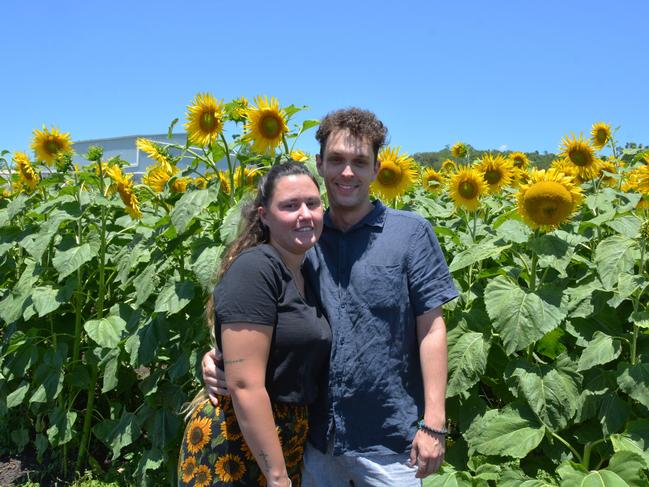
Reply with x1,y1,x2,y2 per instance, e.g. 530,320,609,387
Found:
1,94,648,486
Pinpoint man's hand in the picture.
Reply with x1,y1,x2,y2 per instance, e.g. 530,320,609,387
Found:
201,349,228,405
409,429,445,479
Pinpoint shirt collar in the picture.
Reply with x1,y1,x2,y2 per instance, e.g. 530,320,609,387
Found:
323,200,387,232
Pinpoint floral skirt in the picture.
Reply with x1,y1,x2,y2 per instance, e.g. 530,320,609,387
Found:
178,395,309,486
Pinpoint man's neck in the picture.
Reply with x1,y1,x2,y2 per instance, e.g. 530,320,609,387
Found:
328,200,375,232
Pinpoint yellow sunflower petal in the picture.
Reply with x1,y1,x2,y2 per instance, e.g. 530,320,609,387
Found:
422,167,444,192
214,453,246,482
448,167,487,212
516,169,583,231
370,146,418,200
559,133,602,181
13,152,40,191
508,151,529,170
180,456,198,483
590,122,612,150
136,138,172,167
186,416,212,454
242,96,289,154
476,153,514,194
290,149,309,162
31,126,73,166
451,142,468,158
193,465,213,487
184,93,225,146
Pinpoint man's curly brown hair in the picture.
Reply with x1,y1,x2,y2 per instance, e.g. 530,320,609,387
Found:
315,108,388,162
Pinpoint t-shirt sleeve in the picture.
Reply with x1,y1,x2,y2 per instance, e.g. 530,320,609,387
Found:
214,250,281,326
407,220,459,316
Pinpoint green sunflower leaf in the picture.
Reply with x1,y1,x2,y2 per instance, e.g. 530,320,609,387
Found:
610,420,649,467
484,276,565,354
577,332,622,371
595,235,640,290
170,187,218,234
154,279,194,316
448,239,511,273
84,316,127,349
447,331,490,398
617,363,649,409
464,402,545,458
52,242,98,281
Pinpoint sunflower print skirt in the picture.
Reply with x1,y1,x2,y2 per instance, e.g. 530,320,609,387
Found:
178,395,309,486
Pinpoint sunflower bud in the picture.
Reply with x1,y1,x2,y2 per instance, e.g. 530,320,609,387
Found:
85,145,104,162
641,219,649,240
55,151,74,173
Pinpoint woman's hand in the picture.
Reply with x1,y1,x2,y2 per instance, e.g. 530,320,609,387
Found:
201,348,229,406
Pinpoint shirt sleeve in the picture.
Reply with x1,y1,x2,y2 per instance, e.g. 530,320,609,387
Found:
406,219,459,316
214,249,281,326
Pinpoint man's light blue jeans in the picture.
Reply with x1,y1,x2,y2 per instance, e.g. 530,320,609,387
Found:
301,442,422,487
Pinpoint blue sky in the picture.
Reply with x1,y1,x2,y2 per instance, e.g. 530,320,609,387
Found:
2,0,648,159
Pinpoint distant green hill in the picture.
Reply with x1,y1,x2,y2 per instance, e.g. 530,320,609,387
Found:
412,145,556,170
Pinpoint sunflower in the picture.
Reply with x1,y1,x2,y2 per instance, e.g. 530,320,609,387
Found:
219,413,242,441
193,177,208,189
136,138,172,166
626,165,649,195
217,170,231,193
559,133,601,181
242,96,289,154
185,93,225,146
13,152,40,190
143,164,176,192
185,416,212,454
517,169,583,231
451,142,468,158
370,146,418,200
105,164,142,219
282,439,305,468
171,177,189,193
422,167,444,192
193,464,213,487
290,149,309,162
597,159,618,186
233,166,260,189
214,453,246,482
180,456,198,483
31,126,72,166
448,167,487,212
590,122,612,150
643,153,649,165
240,440,256,462
508,152,529,170
440,159,458,174
476,153,514,194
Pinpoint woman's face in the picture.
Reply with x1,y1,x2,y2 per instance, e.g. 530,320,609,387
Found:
260,174,323,257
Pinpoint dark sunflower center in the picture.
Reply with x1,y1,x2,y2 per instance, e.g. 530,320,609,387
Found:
458,180,478,199
378,168,401,185
190,426,204,445
596,129,608,143
195,471,207,483
199,111,217,132
184,463,195,475
513,158,524,168
46,140,61,154
484,169,502,184
261,115,281,138
225,460,241,474
569,149,591,167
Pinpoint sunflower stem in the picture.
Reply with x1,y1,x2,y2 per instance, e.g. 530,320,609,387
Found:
551,431,582,464
219,133,236,205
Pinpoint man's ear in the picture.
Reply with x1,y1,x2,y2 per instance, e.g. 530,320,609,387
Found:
316,154,324,177
373,158,381,179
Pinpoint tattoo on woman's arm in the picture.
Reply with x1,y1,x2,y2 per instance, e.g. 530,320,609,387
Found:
223,358,245,365
259,451,271,471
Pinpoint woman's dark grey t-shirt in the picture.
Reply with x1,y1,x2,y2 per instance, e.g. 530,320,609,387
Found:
213,244,331,405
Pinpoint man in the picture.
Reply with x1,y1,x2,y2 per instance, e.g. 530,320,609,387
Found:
204,108,458,486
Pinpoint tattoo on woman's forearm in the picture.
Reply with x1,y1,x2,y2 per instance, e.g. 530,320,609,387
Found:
223,358,245,365
259,451,271,471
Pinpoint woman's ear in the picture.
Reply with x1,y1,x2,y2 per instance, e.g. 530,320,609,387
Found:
258,206,266,225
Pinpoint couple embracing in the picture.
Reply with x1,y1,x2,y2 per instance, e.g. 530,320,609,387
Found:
178,108,458,487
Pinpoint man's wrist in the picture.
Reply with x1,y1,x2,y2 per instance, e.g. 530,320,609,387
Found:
418,419,448,437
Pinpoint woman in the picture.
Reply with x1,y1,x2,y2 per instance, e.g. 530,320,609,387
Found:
178,162,331,487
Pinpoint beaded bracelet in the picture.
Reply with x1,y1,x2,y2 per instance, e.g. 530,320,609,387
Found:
417,419,448,436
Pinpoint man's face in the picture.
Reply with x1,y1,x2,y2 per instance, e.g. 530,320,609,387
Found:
316,129,379,211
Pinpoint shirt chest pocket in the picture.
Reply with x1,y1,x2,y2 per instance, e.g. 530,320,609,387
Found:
350,263,404,311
